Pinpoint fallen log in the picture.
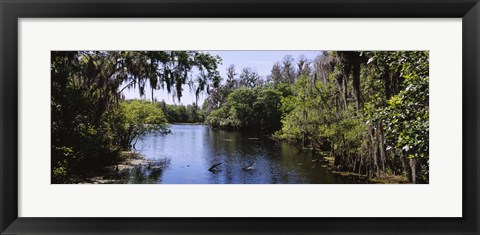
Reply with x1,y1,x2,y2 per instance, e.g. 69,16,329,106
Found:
208,163,222,172
242,162,255,170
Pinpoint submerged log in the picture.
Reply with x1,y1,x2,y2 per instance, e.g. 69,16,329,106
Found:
242,162,255,170
208,163,222,172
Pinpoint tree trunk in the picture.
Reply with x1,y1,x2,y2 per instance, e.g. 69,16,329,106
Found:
379,123,386,171
409,158,417,184
342,74,348,110
384,69,392,100
352,61,361,111
371,127,380,178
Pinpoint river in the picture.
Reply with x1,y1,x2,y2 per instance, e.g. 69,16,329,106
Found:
121,124,367,184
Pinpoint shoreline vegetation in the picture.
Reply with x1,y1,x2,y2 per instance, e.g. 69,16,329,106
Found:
74,151,146,184
322,156,409,184
52,51,428,184
77,151,169,184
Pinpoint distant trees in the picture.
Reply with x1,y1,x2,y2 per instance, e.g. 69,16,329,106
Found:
239,67,263,88
203,64,267,113
225,64,238,88
268,55,312,85
281,55,296,84
206,86,285,131
296,55,312,78
159,101,206,123
269,62,283,84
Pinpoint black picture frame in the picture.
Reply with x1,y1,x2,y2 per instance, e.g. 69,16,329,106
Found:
1,0,479,234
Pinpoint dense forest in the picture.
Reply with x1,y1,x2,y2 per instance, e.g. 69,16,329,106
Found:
159,102,206,123
52,51,428,183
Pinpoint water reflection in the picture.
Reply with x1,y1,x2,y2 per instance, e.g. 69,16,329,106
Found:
115,159,171,184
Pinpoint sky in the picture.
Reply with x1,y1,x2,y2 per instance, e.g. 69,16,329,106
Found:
122,50,322,105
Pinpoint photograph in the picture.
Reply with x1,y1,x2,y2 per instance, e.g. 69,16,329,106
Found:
2,0,477,233
51,50,429,184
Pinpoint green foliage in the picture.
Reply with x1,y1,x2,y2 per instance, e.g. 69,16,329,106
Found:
272,51,429,183
206,106,233,129
206,86,284,131
51,50,429,184
163,103,205,123
275,75,322,143
51,51,221,183
239,67,263,88
116,100,170,150
382,76,429,158
363,51,429,182
275,74,366,155
363,52,429,158
51,52,122,183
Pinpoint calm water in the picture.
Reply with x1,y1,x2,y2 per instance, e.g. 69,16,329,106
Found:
126,124,366,184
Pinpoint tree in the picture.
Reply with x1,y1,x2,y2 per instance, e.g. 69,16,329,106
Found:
269,62,283,85
116,100,170,150
313,51,336,83
239,67,263,88
51,51,221,182
206,85,284,131
226,64,238,88
203,85,233,114
281,55,296,84
336,51,364,111
189,52,222,104
275,75,334,149
297,55,312,78
363,51,429,183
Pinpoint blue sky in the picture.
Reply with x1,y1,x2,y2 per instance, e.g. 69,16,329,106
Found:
122,50,322,105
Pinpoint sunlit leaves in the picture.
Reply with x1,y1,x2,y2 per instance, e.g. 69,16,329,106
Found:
116,100,170,149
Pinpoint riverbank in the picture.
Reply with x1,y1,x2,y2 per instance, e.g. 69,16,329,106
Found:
76,151,149,184
170,122,206,125
323,156,409,184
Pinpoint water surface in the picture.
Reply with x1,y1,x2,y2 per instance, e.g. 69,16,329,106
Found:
130,124,365,184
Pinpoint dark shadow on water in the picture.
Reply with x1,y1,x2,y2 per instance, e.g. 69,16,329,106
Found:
74,158,171,184
115,159,171,184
